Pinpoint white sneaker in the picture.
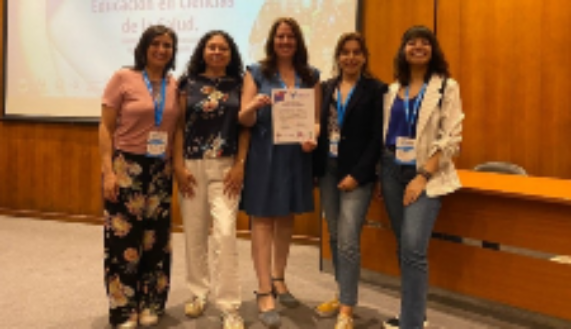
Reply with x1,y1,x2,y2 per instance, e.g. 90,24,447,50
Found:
139,309,159,327
221,312,245,329
116,320,137,329
383,316,429,328
185,297,206,318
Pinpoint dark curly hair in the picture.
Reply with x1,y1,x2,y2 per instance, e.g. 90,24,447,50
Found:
180,30,244,83
394,25,449,86
260,17,316,86
134,25,178,75
332,32,373,78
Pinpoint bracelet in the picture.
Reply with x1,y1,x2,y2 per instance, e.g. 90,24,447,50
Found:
417,167,433,181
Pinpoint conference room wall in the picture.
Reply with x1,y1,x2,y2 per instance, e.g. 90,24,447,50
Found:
0,0,315,238
2,0,571,224
437,0,571,178
366,0,571,178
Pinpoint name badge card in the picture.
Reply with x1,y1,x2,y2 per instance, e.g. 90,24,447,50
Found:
146,131,168,158
271,88,315,144
329,131,340,157
395,136,416,165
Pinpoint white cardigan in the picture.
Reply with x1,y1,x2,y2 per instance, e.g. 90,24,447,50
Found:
383,75,465,197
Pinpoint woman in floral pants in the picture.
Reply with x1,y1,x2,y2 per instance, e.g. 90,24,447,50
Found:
103,154,174,326
99,24,180,328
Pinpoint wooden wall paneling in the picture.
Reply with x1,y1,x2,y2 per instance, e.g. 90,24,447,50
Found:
2,124,19,208
541,0,571,177
438,0,571,178
453,0,508,172
495,0,541,177
363,0,435,83
0,122,104,219
88,129,104,216
171,188,183,229
33,124,51,211
360,226,399,276
15,124,32,208
429,239,571,321
46,125,67,213
292,191,321,240
82,125,104,216
436,192,571,255
236,212,250,232
435,0,460,83
67,126,82,214
366,197,391,226
0,125,9,207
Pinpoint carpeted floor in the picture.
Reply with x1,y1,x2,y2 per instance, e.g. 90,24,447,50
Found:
0,216,562,329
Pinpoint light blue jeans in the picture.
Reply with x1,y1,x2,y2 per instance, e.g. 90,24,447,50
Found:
381,151,441,329
319,158,373,306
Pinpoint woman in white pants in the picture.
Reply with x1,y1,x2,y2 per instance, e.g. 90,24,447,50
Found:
173,30,249,329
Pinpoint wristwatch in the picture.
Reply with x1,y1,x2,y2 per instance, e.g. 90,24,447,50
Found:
417,167,433,181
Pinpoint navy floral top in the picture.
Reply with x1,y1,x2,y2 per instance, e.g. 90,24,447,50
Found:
181,75,242,159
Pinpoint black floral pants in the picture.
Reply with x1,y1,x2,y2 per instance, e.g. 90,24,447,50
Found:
103,150,173,325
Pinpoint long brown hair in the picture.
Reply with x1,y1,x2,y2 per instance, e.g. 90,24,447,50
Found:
181,30,244,80
134,25,178,76
260,17,317,86
332,32,373,78
394,25,449,86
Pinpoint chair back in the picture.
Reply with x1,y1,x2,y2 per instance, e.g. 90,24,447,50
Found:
473,162,528,176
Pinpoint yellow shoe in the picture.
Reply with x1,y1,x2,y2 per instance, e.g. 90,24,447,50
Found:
335,313,354,329
185,297,206,318
314,296,340,318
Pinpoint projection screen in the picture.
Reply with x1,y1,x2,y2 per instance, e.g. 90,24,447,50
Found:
2,0,362,121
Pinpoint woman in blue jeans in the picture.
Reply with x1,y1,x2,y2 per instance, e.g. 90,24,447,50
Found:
381,26,464,329
313,32,386,329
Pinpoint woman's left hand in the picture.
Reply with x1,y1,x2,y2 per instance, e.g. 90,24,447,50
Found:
223,163,244,199
301,140,317,153
403,175,428,206
338,175,358,192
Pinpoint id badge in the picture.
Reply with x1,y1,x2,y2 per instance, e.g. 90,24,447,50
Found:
395,136,416,165
146,131,168,158
329,131,340,157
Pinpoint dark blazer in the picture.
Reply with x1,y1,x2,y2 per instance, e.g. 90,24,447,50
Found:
313,75,387,184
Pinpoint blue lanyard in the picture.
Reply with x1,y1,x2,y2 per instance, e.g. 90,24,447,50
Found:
142,71,167,127
277,72,300,89
336,83,357,127
404,83,427,136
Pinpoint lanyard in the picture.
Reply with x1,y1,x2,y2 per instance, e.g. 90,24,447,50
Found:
142,71,167,127
277,72,300,89
336,82,357,127
404,83,427,136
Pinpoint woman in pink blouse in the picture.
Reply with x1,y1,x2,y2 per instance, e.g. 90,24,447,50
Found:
99,25,180,329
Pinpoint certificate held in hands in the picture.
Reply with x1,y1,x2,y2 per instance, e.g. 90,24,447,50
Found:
271,88,315,144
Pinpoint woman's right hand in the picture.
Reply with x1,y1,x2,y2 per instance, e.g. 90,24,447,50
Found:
247,94,271,112
103,172,119,203
175,167,197,198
